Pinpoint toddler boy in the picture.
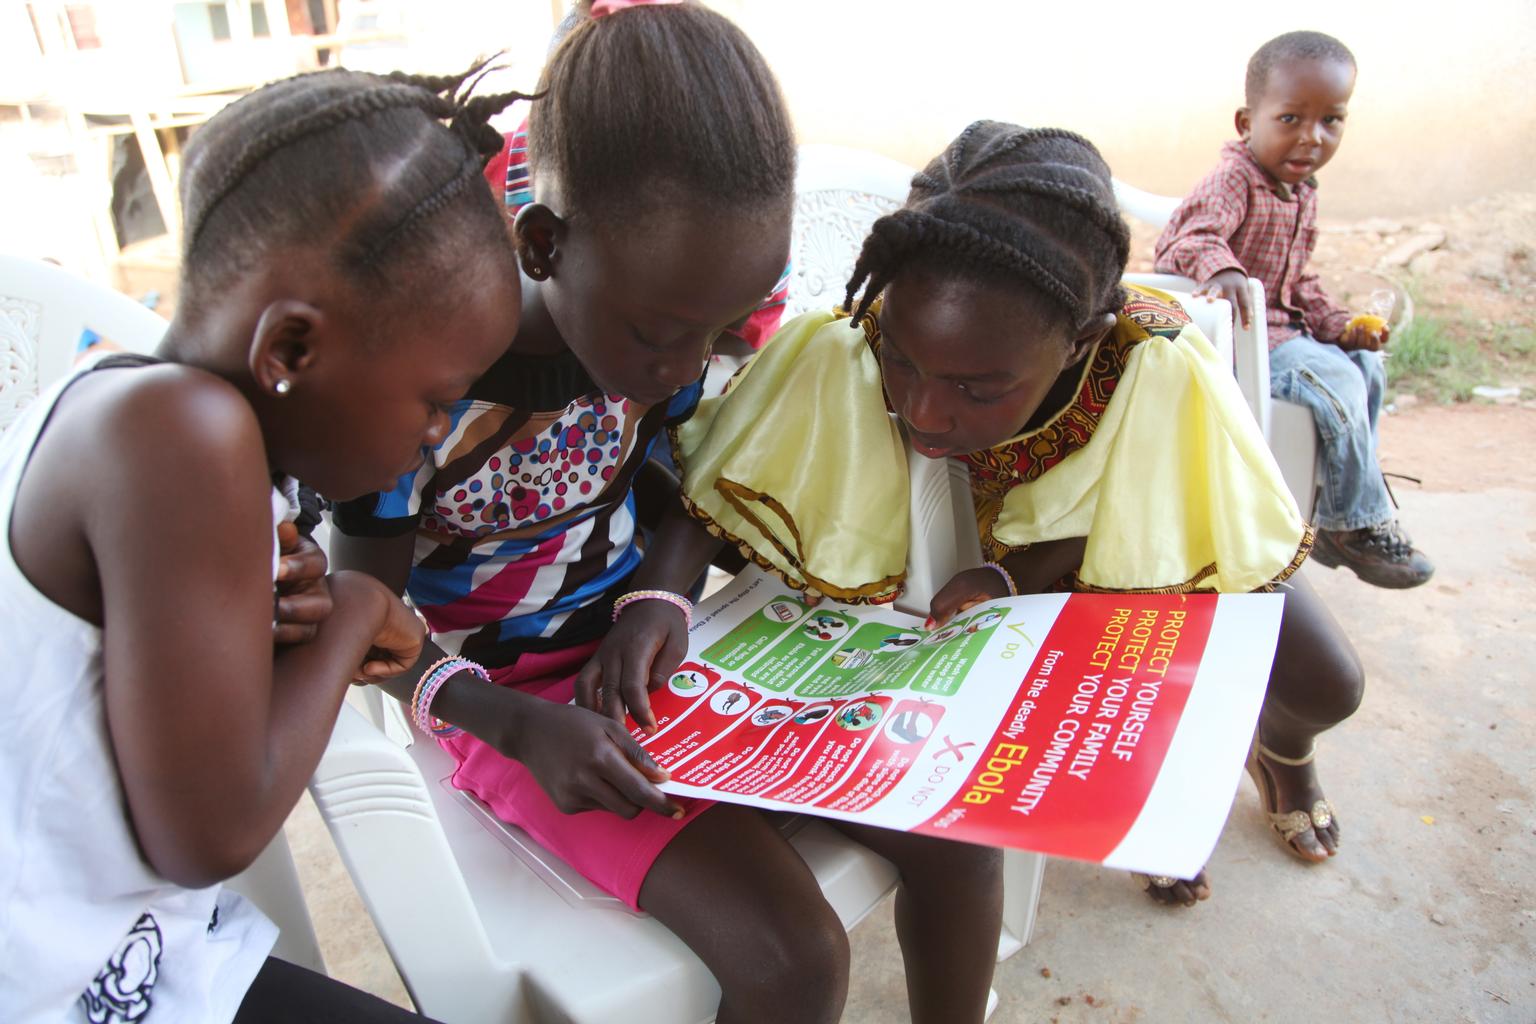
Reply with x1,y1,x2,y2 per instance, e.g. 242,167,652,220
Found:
1155,30,1432,588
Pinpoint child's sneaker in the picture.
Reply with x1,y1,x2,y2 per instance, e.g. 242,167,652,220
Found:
1311,521,1434,589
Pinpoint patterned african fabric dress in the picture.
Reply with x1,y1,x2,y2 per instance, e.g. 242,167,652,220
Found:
955,286,1312,592
675,284,1311,601
335,345,703,666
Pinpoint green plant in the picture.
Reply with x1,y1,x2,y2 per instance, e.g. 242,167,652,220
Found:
1386,313,1489,403
1389,315,1456,376
1492,326,1536,359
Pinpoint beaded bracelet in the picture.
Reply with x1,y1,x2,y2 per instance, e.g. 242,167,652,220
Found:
410,656,490,738
981,561,1018,597
611,588,693,629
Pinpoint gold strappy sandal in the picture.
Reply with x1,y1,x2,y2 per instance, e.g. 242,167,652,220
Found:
1245,739,1337,861
1130,870,1208,907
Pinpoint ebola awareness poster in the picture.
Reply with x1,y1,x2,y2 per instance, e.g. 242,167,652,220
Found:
633,569,1284,879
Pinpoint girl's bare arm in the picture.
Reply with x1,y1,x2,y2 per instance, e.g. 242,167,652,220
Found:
28,370,410,887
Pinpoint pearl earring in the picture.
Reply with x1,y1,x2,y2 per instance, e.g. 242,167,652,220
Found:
274,379,292,395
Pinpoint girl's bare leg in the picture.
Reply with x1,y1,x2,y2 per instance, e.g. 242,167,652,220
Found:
639,804,851,1024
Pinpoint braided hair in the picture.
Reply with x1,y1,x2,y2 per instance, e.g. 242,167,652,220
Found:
177,62,532,328
1246,31,1356,107
844,122,1131,337
527,3,795,221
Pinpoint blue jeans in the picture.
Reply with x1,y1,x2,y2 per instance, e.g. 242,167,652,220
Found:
1268,333,1391,532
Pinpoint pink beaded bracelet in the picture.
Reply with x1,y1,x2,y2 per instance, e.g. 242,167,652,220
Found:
611,589,693,629
981,561,1018,597
410,656,490,737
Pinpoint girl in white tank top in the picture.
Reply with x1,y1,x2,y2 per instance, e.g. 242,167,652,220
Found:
0,58,524,1021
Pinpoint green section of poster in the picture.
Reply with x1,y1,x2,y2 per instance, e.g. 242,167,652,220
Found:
700,595,811,670
742,610,860,691
910,609,1009,696
792,622,928,698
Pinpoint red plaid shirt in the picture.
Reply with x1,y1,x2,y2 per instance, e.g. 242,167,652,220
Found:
1154,141,1350,346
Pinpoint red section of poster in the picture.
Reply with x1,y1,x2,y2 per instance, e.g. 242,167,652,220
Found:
916,595,1216,859
762,695,895,804
672,699,802,786
815,699,945,814
630,662,720,741
712,702,840,796
645,681,763,769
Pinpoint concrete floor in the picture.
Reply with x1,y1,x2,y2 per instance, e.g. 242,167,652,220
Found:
286,406,1536,1024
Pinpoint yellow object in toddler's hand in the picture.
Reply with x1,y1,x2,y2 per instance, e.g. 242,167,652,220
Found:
1346,313,1388,339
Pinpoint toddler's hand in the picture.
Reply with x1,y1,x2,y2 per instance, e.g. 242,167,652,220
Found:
927,566,1012,631
274,522,332,645
1193,269,1254,329
1337,318,1390,352
508,700,683,819
574,599,689,733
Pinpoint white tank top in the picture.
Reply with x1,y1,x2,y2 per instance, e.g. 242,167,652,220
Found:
0,360,278,1022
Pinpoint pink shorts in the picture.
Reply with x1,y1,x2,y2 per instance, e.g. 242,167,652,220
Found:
438,641,714,911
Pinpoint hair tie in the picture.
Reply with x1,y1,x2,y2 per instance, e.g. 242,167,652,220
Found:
590,0,684,16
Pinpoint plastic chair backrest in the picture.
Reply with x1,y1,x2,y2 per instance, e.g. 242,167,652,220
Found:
0,254,165,431
1121,272,1238,368
1111,178,1181,229
785,144,915,319
1112,180,1318,516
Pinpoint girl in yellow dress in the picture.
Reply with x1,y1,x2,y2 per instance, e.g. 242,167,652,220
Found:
585,123,1364,921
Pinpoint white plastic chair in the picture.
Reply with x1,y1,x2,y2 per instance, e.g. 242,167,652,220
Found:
0,253,327,972
309,449,1008,1022
1112,182,1321,518
899,450,1046,963
784,143,916,319
790,143,1046,962
0,253,167,430
701,143,915,393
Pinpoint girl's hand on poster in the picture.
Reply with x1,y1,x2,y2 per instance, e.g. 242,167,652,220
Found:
575,599,688,733
508,700,683,819
273,521,332,645
926,567,1012,630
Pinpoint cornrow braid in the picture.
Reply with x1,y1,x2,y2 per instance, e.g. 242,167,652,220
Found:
844,121,1130,334
387,58,540,162
184,81,452,251
177,63,535,332
845,209,1084,325
350,149,484,268
960,176,1131,267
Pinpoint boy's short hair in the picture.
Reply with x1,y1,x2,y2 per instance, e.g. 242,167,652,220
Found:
1245,30,1357,106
